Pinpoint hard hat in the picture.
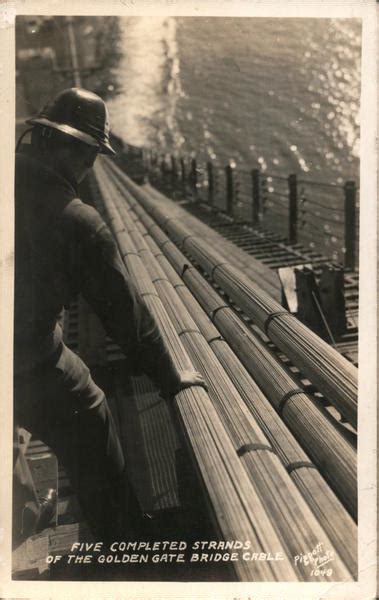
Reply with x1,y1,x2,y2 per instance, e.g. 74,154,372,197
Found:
26,88,116,155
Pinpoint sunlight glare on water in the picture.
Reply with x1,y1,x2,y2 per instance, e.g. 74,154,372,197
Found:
108,17,183,148
109,17,361,184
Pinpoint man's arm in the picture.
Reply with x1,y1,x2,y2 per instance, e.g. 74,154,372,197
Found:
65,202,203,396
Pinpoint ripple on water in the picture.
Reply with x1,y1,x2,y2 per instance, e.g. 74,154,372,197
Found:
109,16,361,186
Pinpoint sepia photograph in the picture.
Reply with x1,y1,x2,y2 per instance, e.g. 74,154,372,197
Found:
0,1,376,598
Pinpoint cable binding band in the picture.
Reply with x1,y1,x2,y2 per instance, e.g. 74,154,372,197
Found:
278,389,305,415
237,443,274,457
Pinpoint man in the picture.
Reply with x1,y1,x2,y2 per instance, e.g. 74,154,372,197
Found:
14,88,204,543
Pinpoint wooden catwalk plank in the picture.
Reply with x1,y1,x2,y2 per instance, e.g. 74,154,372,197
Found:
111,365,181,512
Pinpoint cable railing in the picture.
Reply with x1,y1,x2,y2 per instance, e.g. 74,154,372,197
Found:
143,150,359,270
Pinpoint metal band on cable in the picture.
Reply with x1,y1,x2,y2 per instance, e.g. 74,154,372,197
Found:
264,311,289,336
237,443,274,457
140,291,160,299
178,329,201,337
181,234,195,247
286,461,318,474
163,216,177,227
210,262,229,281
278,389,304,415
160,239,173,250
147,222,160,234
210,305,229,322
122,251,140,258
207,335,224,344
181,263,191,277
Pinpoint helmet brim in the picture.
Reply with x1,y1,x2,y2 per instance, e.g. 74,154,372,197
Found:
26,117,117,156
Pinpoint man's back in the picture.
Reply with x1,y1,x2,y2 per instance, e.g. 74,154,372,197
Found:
12,88,203,547
14,147,103,372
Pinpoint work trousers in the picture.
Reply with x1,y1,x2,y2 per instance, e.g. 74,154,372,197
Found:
14,343,142,544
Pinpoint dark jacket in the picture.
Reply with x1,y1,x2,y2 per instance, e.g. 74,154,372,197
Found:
14,146,179,394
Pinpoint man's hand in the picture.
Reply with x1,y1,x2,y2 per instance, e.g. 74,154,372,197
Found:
177,370,207,392
160,369,207,400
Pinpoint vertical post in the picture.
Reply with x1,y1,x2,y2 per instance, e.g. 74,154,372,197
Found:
149,149,153,171
146,151,151,181
160,154,167,176
180,157,186,194
344,180,357,270
66,17,81,87
142,148,148,175
180,157,186,181
225,164,234,217
149,149,153,172
207,161,214,205
171,155,178,179
190,158,197,198
252,168,261,225
288,174,298,243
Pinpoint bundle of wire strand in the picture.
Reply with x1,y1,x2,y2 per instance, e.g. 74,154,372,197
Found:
93,160,301,582
93,159,355,580
104,158,357,430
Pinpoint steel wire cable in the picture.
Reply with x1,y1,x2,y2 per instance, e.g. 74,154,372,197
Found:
101,158,357,507
101,164,353,579
132,193,356,514
99,162,354,576
102,158,357,427
93,161,299,582
130,207,357,573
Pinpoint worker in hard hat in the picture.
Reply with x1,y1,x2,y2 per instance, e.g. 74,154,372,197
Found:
14,88,205,543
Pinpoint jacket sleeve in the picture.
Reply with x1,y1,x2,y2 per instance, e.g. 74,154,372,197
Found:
63,202,181,396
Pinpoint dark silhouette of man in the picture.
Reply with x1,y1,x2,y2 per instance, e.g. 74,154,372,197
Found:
14,88,204,543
